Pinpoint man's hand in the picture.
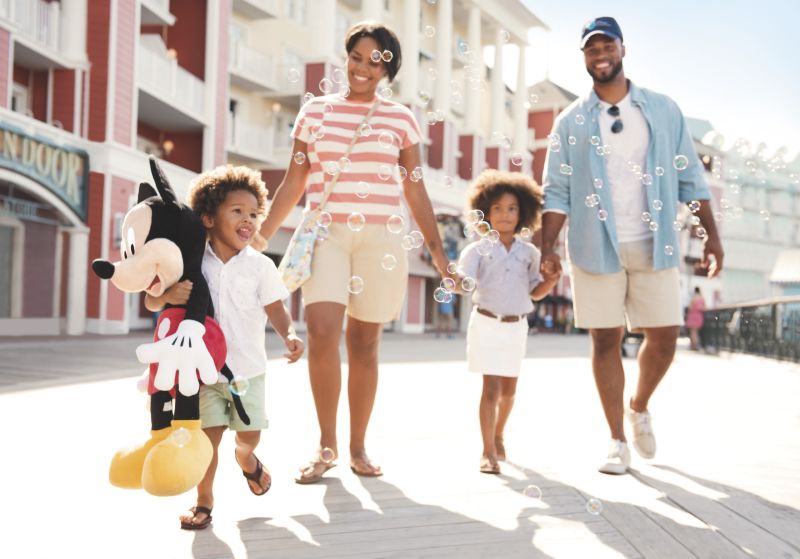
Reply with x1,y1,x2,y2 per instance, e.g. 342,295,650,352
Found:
541,264,561,283
702,235,724,278
540,251,563,278
136,319,218,396
283,334,305,363
164,280,193,306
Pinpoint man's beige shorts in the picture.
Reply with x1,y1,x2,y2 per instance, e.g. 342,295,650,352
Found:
570,239,683,331
302,222,409,323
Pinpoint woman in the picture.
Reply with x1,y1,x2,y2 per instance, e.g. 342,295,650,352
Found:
259,22,450,483
686,287,705,350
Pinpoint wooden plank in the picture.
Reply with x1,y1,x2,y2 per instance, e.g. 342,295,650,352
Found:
632,470,797,558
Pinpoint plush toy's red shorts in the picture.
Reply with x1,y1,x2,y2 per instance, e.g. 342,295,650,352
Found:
147,308,227,395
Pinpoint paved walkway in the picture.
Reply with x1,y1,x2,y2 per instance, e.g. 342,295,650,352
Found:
0,332,798,558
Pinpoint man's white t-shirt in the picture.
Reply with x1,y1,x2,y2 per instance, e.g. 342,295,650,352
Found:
202,244,289,380
599,93,652,242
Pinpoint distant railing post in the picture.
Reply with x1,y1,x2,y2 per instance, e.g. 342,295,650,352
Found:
702,296,800,363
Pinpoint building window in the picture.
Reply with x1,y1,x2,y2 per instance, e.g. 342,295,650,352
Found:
11,84,28,114
286,0,306,25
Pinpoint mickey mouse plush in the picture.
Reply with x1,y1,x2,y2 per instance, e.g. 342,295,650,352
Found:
92,158,244,496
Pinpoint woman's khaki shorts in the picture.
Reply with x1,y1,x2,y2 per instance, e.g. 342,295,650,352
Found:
302,222,409,323
570,238,682,332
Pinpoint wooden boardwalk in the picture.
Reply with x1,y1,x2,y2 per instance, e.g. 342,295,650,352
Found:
0,333,798,558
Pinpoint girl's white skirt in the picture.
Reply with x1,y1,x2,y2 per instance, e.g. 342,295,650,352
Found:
466,307,529,377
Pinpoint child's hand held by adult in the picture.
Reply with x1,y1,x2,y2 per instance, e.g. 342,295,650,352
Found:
283,335,305,363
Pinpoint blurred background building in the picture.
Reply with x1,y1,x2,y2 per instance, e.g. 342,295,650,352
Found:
0,0,796,337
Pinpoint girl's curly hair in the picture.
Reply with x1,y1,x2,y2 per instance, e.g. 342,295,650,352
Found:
466,170,544,233
187,165,269,218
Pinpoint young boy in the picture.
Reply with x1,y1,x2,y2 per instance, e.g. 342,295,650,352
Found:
459,170,560,475
145,165,304,530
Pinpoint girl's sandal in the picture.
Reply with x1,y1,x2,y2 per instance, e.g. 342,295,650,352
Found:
479,456,501,475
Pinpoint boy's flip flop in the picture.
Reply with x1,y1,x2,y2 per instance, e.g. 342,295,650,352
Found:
180,506,212,530
241,455,271,496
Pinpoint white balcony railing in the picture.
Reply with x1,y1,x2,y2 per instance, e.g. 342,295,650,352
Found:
227,116,275,162
138,43,205,119
0,0,61,51
233,0,279,18
145,0,169,12
230,40,277,89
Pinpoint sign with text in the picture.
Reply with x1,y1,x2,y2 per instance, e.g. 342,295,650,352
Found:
0,122,90,221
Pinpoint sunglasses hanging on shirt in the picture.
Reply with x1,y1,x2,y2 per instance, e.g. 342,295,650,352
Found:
608,105,623,133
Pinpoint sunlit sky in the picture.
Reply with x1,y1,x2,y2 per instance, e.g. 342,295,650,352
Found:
490,0,800,159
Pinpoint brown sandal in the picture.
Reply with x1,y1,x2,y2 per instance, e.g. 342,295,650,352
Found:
241,455,271,496
479,456,500,475
295,459,337,484
180,506,212,530
350,455,383,477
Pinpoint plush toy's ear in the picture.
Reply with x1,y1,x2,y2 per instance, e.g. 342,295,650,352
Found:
149,157,178,206
137,182,158,203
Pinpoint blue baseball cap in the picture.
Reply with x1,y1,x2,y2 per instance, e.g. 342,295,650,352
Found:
580,17,623,49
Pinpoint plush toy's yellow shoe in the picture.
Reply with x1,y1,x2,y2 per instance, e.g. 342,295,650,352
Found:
141,419,212,496
109,427,173,489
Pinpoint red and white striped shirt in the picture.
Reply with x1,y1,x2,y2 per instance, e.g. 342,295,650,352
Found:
291,94,423,223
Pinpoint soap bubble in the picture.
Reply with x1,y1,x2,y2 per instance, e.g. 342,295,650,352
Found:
347,276,364,294
586,498,603,515
523,485,542,499
386,215,404,234
319,447,335,464
170,427,192,448
380,254,397,271
229,376,250,397
347,212,366,232
673,155,689,171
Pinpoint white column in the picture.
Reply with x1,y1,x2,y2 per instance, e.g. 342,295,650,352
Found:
202,0,221,169
434,0,453,115
464,3,482,132
66,228,89,335
512,41,528,154
59,0,86,61
401,0,421,103
489,26,505,140
362,0,382,22
310,0,337,60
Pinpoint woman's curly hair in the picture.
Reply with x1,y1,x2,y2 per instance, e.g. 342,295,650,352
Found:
466,170,544,233
187,165,269,218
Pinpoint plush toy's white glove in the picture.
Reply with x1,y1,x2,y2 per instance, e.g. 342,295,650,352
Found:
136,320,219,396
136,367,149,393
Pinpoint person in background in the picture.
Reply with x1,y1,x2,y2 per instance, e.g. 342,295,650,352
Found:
686,287,706,350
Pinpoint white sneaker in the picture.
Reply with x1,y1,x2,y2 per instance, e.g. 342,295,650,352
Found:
626,408,656,459
598,439,631,475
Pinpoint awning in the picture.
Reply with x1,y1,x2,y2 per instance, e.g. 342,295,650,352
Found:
770,250,800,284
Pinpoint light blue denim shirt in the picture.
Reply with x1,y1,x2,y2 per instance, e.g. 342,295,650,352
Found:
542,81,710,273
459,238,543,316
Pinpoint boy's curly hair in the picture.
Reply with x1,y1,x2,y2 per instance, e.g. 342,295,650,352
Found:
466,170,544,233
187,165,269,218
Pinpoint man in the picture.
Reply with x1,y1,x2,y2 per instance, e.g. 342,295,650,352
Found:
540,17,723,474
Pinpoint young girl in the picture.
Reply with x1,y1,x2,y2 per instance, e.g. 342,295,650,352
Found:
458,170,560,474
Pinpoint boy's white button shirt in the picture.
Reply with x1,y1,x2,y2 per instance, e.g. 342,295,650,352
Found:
203,243,289,381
